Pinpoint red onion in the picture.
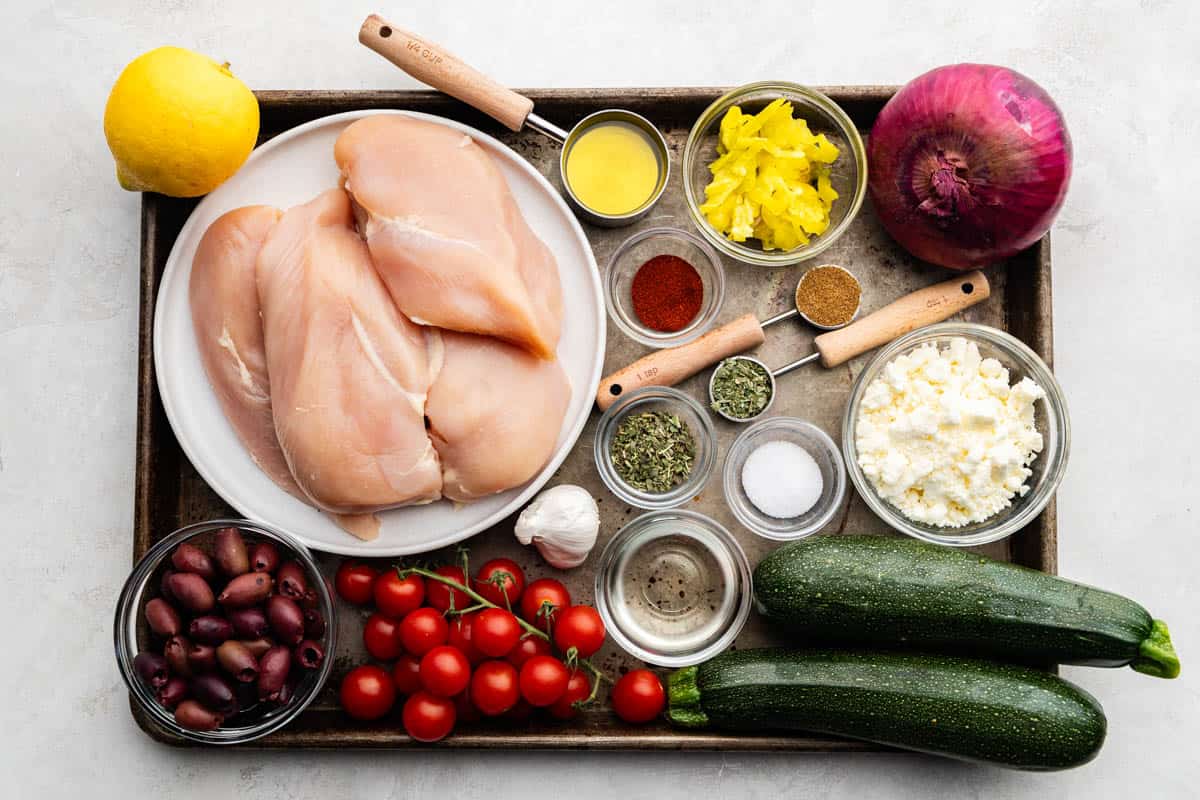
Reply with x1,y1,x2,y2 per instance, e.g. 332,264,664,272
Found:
868,64,1072,269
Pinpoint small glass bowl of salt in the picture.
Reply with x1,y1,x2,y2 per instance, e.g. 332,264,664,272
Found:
722,417,846,540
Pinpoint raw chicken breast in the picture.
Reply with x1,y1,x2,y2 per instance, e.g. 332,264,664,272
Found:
256,188,443,514
426,331,571,502
189,205,303,498
334,115,563,359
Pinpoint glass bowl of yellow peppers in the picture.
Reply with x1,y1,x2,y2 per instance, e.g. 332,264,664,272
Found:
683,82,867,267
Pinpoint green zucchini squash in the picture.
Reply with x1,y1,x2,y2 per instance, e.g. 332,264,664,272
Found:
753,536,1180,678
668,648,1106,770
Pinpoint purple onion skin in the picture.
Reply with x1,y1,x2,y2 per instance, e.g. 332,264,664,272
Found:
175,699,223,731
163,635,192,677
294,639,325,670
189,615,234,646
144,598,182,637
171,543,217,580
214,527,250,577
217,640,260,683
134,652,170,689
190,673,238,715
187,643,217,673
217,572,273,608
251,541,280,574
156,677,189,710
277,560,309,600
257,646,292,701
240,637,275,658
867,64,1072,269
227,607,270,639
266,595,305,645
302,608,326,639
165,572,215,614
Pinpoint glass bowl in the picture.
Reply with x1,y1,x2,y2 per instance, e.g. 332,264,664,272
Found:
723,417,846,540
843,323,1070,547
683,81,868,267
114,519,335,744
594,386,717,509
604,226,726,348
594,509,752,667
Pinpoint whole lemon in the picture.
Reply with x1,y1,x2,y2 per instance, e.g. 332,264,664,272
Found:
104,46,259,197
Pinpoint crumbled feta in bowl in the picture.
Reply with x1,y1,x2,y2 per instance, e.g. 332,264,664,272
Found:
842,323,1070,547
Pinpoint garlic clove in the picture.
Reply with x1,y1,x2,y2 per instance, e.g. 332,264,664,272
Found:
514,485,600,570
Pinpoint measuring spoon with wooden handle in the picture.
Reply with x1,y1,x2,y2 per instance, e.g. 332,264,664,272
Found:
596,270,990,410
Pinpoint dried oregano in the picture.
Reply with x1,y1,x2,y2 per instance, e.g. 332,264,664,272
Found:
610,411,696,493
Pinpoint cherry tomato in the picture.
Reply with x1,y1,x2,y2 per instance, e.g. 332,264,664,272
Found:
447,613,485,665
473,608,523,657
391,654,423,695
454,688,481,723
611,669,665,724
373,571,424,619
363,612,404,661
469,660,519,716
520,578,571,632
402,691,456,742
553,605,606,657
548,669,591,720
335,562,378,606
426,565,471,612
399,607,448,656
472,558,526,608
506,634,552,668
340,664,396,720
420,645,471,698
518,655,569,707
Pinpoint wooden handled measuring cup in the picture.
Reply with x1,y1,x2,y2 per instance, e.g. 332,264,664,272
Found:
596,270,990,410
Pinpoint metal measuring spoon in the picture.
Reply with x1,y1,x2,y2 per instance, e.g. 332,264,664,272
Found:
598,270,990,410
360,16,669,227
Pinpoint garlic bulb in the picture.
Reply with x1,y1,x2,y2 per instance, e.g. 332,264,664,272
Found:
514,485,600,569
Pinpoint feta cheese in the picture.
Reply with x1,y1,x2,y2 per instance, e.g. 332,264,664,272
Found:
854,338,1046,527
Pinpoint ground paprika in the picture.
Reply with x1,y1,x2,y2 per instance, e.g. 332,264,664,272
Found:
629,255,704,333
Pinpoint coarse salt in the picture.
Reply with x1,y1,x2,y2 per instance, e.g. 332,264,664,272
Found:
741,440,824,519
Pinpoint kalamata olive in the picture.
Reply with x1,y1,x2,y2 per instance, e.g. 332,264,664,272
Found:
235,681,262,714
156,676,189,710
217,572,273,608
227,607,269,639
133,652,169,689
216,640,260,683
294,639,325,670
144,597,182,637
187,642,217,673
297,586,320,610
171,543,216,580
174,699,223,731
266,595,304,645
302,608,326,639
251,541,280,573
160,570,178,603
257,645,291,701
276,675,300,706
165,572,215,614
188,615,234,645
163,635,192,677
239,637,274,659
277,560,309,600
214,527,250,576
190,673,237,715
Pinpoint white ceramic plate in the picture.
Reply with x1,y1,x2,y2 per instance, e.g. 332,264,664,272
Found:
154,110,604,556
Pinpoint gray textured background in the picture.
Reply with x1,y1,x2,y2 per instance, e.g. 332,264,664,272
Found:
2,0,1196,796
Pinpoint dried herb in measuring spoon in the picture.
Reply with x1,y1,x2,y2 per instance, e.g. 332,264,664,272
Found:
711,357,773,420
610,411,696,493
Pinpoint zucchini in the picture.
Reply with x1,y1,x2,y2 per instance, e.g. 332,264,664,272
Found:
753,536,1180,678
668,648,1106,770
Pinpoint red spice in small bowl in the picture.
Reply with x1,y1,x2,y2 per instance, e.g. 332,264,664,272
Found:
630,255,704,333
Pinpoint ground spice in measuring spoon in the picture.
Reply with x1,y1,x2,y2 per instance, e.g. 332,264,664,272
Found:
795,265,861,328
630,255,704,332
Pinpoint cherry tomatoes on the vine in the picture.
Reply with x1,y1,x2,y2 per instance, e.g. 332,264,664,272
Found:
611,669,665,724
373,571,424,618
518,655,569,707
334,562,378,606
470,660,519,716
447,612,485,665
473,608,523,657
392,653,423,695
506,634,552,668
402,691,456,742
472,558,526,608
426,565,471,612
520,578,570,632
548,669,591,720
340,665,396,720
363,612,404,661
399,607,448,656
420,645,472,698
553,605,606,658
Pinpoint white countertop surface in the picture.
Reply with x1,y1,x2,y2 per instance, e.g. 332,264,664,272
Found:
3,0,1196,796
